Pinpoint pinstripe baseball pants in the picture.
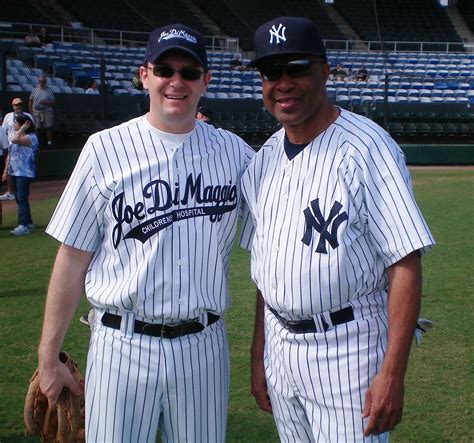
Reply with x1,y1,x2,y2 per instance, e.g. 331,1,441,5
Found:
264,293,389,442
85,311,229,442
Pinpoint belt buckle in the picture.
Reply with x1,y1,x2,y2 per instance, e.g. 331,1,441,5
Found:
161,322,185,339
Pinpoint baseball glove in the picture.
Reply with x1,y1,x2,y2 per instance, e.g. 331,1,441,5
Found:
24,351,85,443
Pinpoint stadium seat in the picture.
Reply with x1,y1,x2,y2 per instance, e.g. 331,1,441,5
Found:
113,88,129,95
403,122,418,136
430,122,444,136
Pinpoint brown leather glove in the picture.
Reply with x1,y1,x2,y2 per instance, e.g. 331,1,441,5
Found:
24,351,85,442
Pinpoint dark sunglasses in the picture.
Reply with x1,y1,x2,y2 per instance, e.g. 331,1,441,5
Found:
148,65,204,81
259,59,323,82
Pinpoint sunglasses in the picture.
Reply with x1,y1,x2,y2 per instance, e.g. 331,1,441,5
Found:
259,59,323,82
148,65,204,81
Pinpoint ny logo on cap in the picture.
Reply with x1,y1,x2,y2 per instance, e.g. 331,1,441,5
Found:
269,24,287,44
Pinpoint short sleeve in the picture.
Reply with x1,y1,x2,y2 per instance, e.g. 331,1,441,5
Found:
46,142,105,251
350,138,434,266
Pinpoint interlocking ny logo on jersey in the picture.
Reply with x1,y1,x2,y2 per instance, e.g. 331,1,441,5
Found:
111,173,237,248
302,198,348,254
269,24,287,44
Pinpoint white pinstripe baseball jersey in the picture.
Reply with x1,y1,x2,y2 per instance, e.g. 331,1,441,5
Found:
240,107,435,318
47,116,254,322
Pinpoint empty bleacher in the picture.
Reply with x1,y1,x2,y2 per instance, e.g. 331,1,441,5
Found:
194,0,344,51
1,0,474,147
56,0,216,44
458,0,474,33
334,0,463,51
0,1,54,26
11,39,474,103
3,34,473,143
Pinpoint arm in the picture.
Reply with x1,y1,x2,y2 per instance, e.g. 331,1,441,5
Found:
29,97,33,115
251,289,272,413
363,251,422,436
2,152,9,182
38,243,94,407
10,121,33,146
0,128,8,150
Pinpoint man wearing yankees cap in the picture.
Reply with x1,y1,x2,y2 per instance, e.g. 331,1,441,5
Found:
239,17,435,441
38,23,253,442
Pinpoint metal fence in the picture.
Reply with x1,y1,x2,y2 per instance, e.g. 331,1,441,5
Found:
1,21,470,53
0,22,240,52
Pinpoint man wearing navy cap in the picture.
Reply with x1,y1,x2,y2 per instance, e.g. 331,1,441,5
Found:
38,24,254,442
196,105,213,123
239,17,434,441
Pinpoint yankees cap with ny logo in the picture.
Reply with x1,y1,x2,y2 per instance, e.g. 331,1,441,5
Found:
249,17,327,67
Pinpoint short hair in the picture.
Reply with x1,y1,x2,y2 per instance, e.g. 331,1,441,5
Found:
14,113,35,134
197,105,212,118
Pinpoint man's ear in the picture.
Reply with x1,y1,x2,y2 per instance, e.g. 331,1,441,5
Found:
140,65,149,90
203,71,212,88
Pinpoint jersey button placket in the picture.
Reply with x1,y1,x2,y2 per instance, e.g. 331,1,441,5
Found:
281,163,291,202
172,151,182,312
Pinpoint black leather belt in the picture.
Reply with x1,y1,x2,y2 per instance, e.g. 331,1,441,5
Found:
101,312,220,339
268,305,354,334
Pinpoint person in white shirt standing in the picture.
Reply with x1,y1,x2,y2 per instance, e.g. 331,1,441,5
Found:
2,113,38,236
29,76,55,147
1,97,34,200
37,23,253,442
240,17,435,442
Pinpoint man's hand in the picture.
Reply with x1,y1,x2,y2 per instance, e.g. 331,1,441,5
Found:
251,351,272,413
25,352,85,442
362,370,404,436
21,120,32,130
251,289,272,413
39,357,82,407
37,244,93,407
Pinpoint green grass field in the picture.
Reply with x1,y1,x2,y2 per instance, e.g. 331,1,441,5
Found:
0,169,472,442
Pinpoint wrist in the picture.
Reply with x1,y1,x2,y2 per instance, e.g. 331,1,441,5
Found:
38,350,60,368
251,339,265,356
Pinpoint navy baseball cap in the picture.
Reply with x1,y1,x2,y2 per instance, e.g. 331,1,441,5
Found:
144,24,208,70
249,17,327,67
197,105,213,118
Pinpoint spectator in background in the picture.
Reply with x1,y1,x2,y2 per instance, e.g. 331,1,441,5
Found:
85,79,100,94
1,98,34,201
39,27,53,47
0,126,9,200
356,65,369,82
330,63,347,81
346,66,353,80
230,53,244,70
24,30,41,48
1,113,38,236
131,68,143,90
29,76,55,148
196,105,213,124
